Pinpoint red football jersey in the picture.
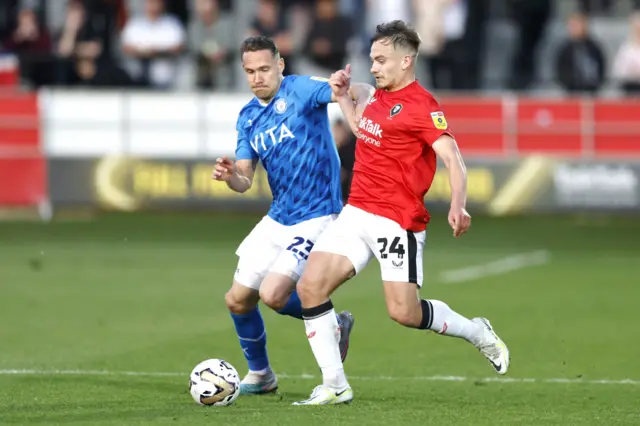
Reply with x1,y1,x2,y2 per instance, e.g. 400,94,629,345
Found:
347,81,452,232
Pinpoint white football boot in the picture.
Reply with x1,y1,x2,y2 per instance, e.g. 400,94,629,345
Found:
292,384,353,406
472,317,510,375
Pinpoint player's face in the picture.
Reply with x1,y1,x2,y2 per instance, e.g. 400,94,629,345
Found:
369,40,412,90
144,0,164,18
242,50,284,101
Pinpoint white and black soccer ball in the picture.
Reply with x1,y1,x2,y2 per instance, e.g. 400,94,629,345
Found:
189,359,241,407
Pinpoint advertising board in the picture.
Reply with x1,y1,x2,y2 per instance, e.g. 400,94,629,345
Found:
49,156,640,214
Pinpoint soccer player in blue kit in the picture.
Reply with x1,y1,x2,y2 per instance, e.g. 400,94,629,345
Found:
213,36,355,395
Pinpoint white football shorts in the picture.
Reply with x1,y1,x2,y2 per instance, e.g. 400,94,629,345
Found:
312,204,426,286
234,214,338,290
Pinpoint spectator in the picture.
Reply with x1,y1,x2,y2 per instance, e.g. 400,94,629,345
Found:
413,0,449,87
55,0,131,87
3,7,50,53
302,0,352,76
190,0,234,89
365,0,411,37
121,0,186,89
507,0,552,90
0,0,19,43
277,0,315,53
612,11,640,94
248,0,294,75
554,12,606,94
57,1,94,59
74,53,135,87
3,7,52,87
56,1,96,85
82,0,128,60
414,0,485,91
338,0,366,40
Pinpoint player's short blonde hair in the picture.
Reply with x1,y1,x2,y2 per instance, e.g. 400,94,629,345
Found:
372,20,421,57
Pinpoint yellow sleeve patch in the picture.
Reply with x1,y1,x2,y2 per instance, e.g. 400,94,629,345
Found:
430,111,448,130
310,76,329,82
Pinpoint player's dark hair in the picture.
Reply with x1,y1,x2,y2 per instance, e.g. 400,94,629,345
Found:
372,20,421,56
240,36,280,58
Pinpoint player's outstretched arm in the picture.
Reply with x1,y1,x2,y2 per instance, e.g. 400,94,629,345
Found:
334,83,374,136
329,64,374,135
212,157,257,193
432,135,471,237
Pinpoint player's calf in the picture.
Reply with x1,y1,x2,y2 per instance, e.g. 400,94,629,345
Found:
383,282,423,328
386,303,423,328
382,282,486,342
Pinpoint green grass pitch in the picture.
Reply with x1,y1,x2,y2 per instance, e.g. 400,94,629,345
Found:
1,212,639,425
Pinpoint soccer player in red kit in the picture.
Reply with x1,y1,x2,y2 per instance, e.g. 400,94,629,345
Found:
292,21,510,406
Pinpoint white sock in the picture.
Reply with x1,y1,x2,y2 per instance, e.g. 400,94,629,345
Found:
248,367,271,376
424,300,485,345
303,302,349,391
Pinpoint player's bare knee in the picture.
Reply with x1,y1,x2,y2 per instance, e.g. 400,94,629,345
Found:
225,285,258,315
224,291,244,314
299,252,354,306
259,273,296,311
296,276,326,306
296,257,328,303
259,287,288,311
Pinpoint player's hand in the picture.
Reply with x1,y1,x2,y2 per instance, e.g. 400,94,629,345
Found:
329,64,351,98
212,156,235,181
448,206,471,237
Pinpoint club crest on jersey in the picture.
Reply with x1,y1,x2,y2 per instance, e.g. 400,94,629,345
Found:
274,98,288,114
431,111,448,129
389,103,403,119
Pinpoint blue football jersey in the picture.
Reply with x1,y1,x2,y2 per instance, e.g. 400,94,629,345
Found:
235,75,343,226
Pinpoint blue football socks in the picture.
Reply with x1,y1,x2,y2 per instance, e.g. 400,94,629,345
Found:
230,306,269,372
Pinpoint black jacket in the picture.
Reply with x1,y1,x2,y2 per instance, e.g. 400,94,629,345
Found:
555,38,606,93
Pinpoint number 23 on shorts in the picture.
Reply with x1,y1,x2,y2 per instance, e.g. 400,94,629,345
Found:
286,236,314,260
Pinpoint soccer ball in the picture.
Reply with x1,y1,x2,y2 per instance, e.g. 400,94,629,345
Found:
189,359,241,407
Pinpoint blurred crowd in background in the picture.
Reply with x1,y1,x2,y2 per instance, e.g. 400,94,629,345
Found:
1,0,640,96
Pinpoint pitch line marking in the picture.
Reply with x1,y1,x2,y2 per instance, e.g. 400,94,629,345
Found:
438,250,551,284
1,369,638,386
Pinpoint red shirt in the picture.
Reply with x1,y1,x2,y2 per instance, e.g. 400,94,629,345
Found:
347,81,451,232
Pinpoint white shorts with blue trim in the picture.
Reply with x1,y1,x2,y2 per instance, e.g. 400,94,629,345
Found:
234,214,338,290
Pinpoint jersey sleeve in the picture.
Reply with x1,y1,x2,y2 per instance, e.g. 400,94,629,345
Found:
296,75,333,108
234,115,258,161
420,98,454,146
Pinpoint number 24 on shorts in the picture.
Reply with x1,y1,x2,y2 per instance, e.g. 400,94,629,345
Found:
286,237,314,260
377,237,405,259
